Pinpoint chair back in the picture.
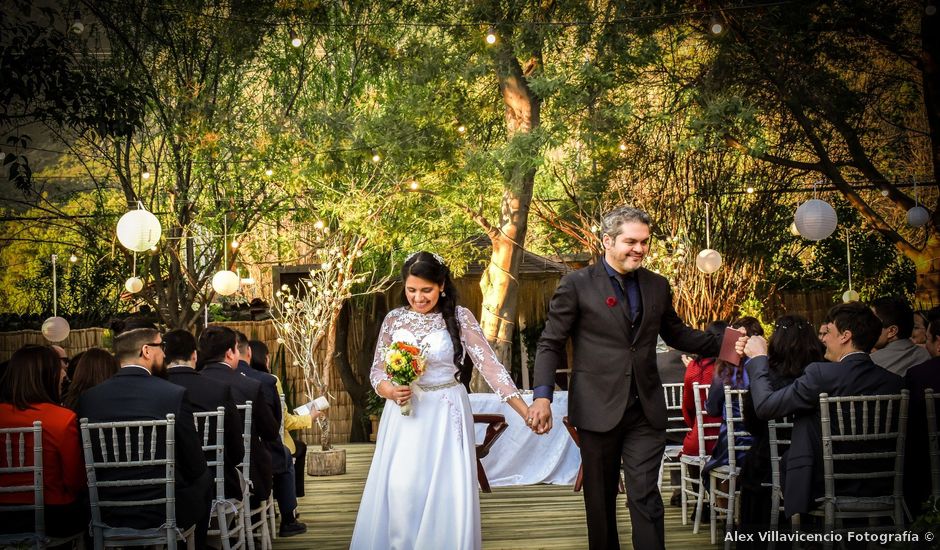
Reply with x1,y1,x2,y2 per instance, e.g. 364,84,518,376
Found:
723,386,751,471
235,401,253,491
818,391,908,526
692,382,722,459
80,414,178,546
194,407,226,501
0,421,44,545
767,416,793,493
663,383,688,438
925,388,940,500
473,414,508,460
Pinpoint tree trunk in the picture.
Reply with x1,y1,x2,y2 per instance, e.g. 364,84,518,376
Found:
473,48,541,392
335,295,387,442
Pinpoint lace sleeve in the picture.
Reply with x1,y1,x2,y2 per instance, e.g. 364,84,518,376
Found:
369,310,398,391
458,306,521,402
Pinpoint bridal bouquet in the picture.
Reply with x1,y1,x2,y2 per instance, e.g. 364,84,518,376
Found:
385,341,427,416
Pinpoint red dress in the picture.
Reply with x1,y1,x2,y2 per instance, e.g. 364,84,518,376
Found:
0,402,86,505
680,358,722,457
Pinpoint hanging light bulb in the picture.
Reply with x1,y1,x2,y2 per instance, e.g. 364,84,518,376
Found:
70,10,84,34
842,229,858,302
42,254,70,343
212,215,240,296
907,179,930,227
696,202,723,274
141,164,151,180
485,27,497,44
125,277,144,294
290,29,302,48
69,254,78,263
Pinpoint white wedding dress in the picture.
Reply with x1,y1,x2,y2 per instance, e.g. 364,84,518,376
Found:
350,306,521,550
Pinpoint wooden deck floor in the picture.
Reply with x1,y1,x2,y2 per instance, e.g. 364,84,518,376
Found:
275,444,720,549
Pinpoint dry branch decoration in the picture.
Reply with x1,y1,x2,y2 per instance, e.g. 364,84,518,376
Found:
271,233,368,450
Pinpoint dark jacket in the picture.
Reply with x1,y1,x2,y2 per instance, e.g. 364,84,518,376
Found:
237,362,291,473
903,356,940,514
199,362,278,499
745,353,904,516
76,367,208,529
166,366,245,499
534,261,719,431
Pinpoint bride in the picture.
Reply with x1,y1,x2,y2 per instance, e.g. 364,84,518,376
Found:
350,251,530,550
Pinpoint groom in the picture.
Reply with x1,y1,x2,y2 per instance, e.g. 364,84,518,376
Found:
530,206,722,550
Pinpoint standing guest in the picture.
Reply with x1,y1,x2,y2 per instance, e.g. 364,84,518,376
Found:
870,295,930,376
531,207,725,550
199,327,284,531
248,340,319,499
76,328,212,549
737,315,822,546
0,345,88,540
913,310,929,348
163,330,244,501
61,348,120,411
903,314,940,515
739,302,904,518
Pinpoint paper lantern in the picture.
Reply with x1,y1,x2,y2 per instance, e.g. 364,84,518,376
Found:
116,209,162,252
212,270,240,296
696,249,723,274
842,290,859,303
794,199,838,241
908,206,930,227
125,277,144,294
789,222,801,236
41,316,71,342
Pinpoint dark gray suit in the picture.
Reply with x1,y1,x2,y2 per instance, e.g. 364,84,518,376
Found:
534,261,718,550
746,353,903,516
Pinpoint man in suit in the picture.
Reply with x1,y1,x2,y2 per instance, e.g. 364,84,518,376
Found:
870,295,930,377
740,301,904,517
163,329,244,500
77,328,212,549
902,307,940,514
531,206,722,550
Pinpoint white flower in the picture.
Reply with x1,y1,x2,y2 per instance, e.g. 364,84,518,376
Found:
281,284,289,291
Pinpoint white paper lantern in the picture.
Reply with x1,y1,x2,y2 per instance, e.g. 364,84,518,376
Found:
116,209,162,252
842,289,859,303
41,316,71,342
907,206,930,227
696,249,723,274
212,270,240,296
789,222,801,236
125,276,144,294
794,199,838,241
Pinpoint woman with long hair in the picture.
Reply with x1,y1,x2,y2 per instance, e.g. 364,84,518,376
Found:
61,347,119,410
0,345,89,538
351,251,529,550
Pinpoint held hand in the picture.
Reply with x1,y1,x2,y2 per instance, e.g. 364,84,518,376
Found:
743,335,769,359
734,334,749,357
378,381,412,406
528,398,553,435
681,354,692,368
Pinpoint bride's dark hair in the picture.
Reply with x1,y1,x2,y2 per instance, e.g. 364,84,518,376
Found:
400,252,469,386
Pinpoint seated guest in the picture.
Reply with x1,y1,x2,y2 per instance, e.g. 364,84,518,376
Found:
0,345,88,539
740,302,904,518
198,327,279,513
903,313,940,515
76,328,212,549
737,315,823,544
681,321,727,460
61,348,120,411
163,330,244,500
870,295,930,376
913,310,929,348
50,345,70,398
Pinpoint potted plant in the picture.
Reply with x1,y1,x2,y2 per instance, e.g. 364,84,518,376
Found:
365,391,384,442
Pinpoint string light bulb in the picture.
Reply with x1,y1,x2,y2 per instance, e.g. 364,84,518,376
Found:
264,168,273,177
231,239,239,249
485,27,497,45
409,181,419,190
457,125,466,133
70,11,84,34
69,254,78,263
314,220,325,230
371,152,381,163
618,143,627,151
141,164,150,180
746,186,755,194
290,29,302,48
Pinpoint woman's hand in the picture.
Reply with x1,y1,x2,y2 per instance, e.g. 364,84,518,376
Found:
377,380,412,405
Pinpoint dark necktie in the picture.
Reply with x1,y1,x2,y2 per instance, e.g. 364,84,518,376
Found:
621,272,641,322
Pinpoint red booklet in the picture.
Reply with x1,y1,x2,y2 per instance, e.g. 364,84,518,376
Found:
719,327,742,366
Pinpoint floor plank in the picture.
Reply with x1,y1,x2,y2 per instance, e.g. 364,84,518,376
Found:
275,444,720,549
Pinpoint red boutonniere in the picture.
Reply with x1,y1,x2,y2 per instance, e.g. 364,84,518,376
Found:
606,296,618,307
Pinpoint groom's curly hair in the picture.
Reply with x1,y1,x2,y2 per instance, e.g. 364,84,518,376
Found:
401,252,470,387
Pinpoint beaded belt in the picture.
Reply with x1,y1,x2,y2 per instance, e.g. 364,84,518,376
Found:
416,380,461,392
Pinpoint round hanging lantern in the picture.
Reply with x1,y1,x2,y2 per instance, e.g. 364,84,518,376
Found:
907,206,930,227
794,199,838,241
212,270,240,296
116,209,162,252
125,277,144,294
789,222,801,236
695,249,723,274
41,316,71,342
842,289,859,303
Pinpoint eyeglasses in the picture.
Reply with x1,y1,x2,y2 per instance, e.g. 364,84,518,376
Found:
142,342,165,351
